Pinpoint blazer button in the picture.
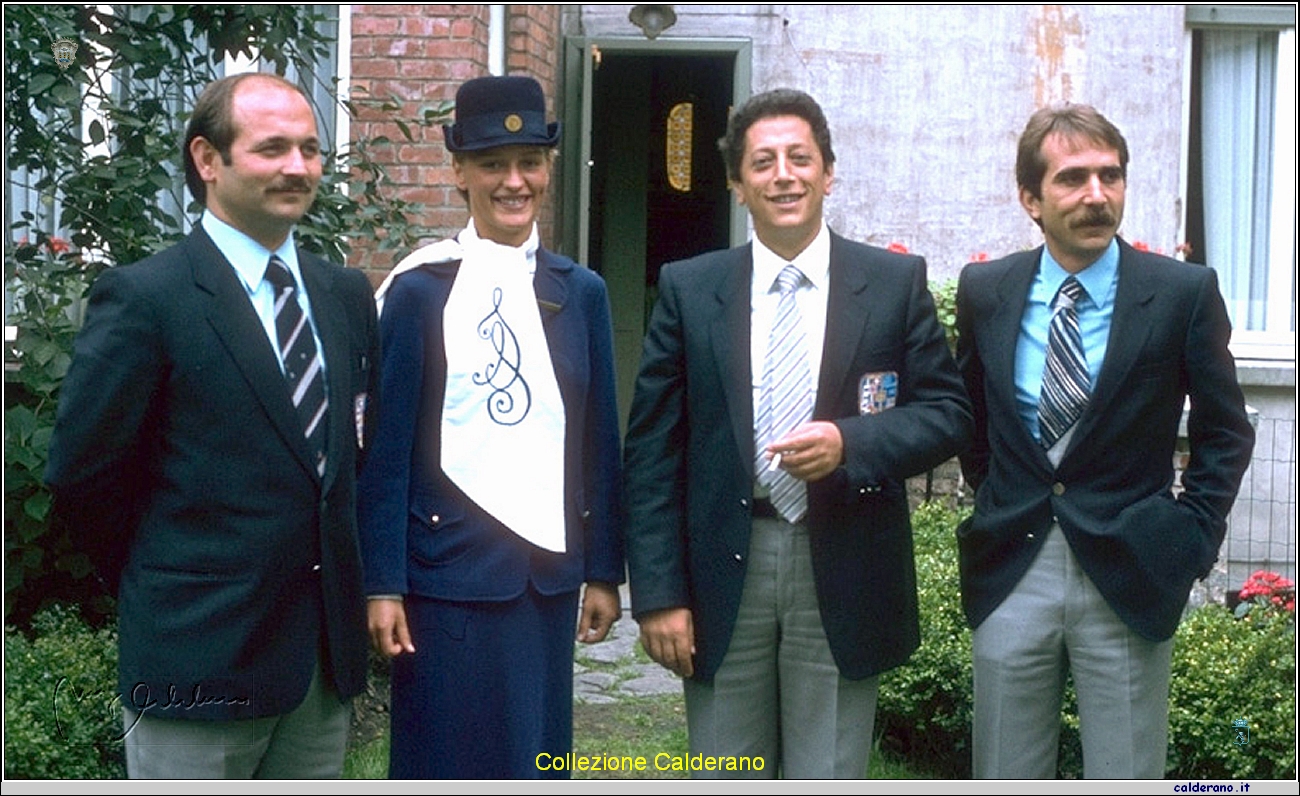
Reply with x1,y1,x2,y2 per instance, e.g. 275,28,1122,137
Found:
581,509,591,520
1027,533,1036,541
1052,482,1066,496
430,514,440,526
733,553,743,562
312,564,322,572
739,498,749,508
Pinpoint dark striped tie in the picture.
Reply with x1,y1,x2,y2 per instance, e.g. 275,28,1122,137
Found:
265,255,328,477
1038,276,1089,449
756,264,812,523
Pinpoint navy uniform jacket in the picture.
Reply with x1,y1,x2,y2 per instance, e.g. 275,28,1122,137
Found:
955,240,1255,641
624,232,972,682
46,227,378,720
357,248,624,602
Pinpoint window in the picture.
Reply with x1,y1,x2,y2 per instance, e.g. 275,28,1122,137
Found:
5,6,345,324
1186,5,1296,357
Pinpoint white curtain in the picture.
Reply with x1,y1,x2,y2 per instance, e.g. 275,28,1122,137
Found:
1200,30,1277,332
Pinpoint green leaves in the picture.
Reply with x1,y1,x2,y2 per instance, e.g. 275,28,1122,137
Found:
929,278,958,354
4,605,124,778
27,71,57,95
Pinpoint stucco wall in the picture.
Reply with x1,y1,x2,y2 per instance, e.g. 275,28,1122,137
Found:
571,4,1188,280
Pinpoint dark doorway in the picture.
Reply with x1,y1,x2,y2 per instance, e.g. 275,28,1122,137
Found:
582,51,736,426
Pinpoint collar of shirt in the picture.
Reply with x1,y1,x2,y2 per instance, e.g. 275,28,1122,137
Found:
201,211,303,294
1013,237,1120,442
200,212,324,380
750,221,832,303
1032,237,1119,314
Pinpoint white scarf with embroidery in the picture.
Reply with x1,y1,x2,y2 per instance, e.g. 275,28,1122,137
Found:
375,221,567,553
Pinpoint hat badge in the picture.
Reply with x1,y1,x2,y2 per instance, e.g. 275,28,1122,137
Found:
503,113,524,133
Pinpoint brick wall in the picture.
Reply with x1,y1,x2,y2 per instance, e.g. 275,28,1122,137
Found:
348,5,562,284
506,4,561,248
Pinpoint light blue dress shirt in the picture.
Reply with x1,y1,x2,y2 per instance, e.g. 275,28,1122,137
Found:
1013,238,1119,444
201,212,326,379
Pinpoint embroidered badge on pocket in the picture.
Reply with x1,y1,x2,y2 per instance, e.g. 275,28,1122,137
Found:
858,371,898,415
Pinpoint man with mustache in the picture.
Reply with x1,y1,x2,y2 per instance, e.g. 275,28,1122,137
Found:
46,73,379,778
954,104,1254,778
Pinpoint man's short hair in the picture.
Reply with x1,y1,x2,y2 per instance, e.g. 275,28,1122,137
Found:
718,88,836,184
183,73,312,206
1016,103,1129,199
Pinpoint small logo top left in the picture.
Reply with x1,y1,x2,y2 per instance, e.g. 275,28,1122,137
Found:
51,37,79,70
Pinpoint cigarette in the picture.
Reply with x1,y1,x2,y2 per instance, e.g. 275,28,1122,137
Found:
768,453,783,472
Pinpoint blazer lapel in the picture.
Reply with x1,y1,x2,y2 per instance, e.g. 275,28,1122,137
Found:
534,249,571,318
709,246,755,467
188,230,317,479
987,250,1050,463
817,233,871,416
533,249,574,385
1066,241,1157,453
300,253,349,489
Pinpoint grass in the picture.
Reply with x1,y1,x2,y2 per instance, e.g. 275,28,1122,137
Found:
343,733,388,779
571,697,690,779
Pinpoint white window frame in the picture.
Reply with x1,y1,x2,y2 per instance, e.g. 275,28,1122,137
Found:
1184,5,1297,362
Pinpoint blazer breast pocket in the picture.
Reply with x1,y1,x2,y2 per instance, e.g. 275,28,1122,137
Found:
1124,357,1178,388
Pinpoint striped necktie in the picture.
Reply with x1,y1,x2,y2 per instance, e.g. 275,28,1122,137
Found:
1038,275,1089,450
265,255,328,477
756,264,813,523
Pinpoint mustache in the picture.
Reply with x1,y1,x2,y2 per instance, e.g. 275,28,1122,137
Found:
270,178,315,192
1073,208,1115,228
1076,208,1118,227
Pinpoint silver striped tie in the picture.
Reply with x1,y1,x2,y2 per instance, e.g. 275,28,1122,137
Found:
756,265,813,523
266,255,328,477
1038,276,1089,449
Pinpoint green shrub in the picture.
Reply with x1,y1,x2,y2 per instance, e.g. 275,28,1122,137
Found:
877,502,1292,780
929,278,958,354
1167,603,1296,779
4,604,124,779
877,501,974,777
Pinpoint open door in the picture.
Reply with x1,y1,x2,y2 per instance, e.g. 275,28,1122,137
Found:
563,38,751,429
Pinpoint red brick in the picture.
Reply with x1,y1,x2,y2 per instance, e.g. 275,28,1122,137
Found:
427,38,483,60
396,143,446,164
399,16,439,37
365,4,424,16
449,17,475,38
385,38,422,57
353,57,400,79
353,15,400,36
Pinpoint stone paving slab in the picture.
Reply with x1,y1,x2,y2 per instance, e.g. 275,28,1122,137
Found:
573,598,683,703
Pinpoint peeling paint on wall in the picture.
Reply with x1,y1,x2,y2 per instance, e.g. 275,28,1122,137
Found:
1032,4,1086,105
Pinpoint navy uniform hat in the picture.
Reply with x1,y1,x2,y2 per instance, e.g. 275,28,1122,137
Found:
442,75,561,153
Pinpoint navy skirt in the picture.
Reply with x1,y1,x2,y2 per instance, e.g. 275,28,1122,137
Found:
388,588,580,779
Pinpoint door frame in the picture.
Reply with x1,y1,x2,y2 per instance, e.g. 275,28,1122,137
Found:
560,36,753,263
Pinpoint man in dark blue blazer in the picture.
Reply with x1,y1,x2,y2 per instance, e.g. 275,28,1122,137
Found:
956,104,1254,778
624,89,971,778
45,73,378,778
